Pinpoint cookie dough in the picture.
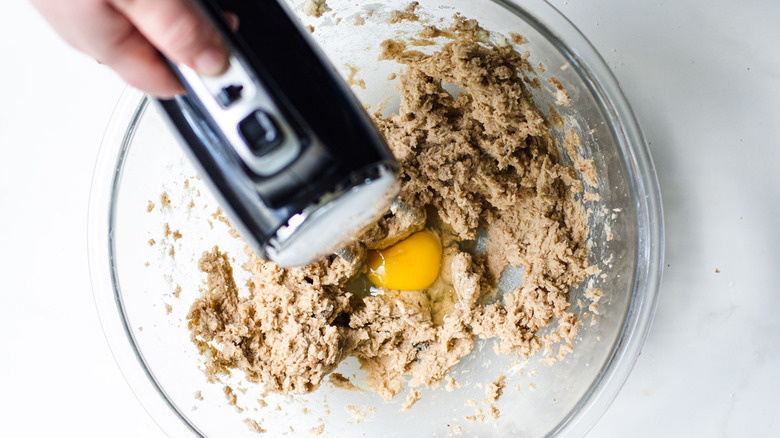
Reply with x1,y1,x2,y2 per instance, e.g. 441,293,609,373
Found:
187,16,593,401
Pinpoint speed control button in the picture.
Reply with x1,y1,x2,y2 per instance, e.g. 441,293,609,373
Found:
239,110,285,157
216,84,244,108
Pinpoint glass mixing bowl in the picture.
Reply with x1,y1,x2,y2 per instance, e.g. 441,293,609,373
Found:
88,0,663,436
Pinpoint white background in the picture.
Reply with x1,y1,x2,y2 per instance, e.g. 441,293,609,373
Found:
1,0,778,436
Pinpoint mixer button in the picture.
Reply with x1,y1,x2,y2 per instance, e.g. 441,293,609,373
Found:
239,110,285,157
216,84,244,107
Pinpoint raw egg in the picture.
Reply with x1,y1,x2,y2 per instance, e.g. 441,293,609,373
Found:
366,230,442,291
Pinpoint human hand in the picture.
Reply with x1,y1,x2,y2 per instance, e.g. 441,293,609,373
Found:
32,0,230,97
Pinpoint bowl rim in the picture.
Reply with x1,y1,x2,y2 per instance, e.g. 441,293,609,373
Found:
88,90,210,437
88,1,664,436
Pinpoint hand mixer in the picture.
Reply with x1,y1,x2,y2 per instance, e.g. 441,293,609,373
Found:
157,0,399,267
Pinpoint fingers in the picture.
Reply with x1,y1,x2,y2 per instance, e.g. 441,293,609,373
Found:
223,11,240,31
107,27,187,97
110,0,229,76
31,0,185,97
31,0,232,97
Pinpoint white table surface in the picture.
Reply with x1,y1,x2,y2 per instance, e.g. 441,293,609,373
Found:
1,0,778,436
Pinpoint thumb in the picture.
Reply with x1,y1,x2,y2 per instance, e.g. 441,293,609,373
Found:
110,0,229,76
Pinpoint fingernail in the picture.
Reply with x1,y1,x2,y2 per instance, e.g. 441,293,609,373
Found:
194,47,228,76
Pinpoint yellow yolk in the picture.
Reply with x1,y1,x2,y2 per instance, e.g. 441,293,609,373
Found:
366,230,442,291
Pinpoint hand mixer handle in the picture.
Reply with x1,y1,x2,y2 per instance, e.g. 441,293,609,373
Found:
156,0,399,266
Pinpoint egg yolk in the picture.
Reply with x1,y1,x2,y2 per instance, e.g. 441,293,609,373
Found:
366,230,442,291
